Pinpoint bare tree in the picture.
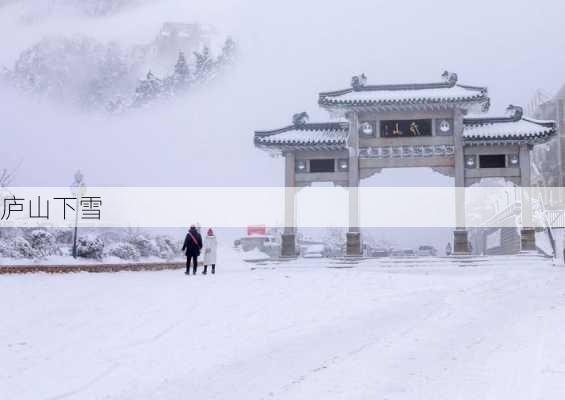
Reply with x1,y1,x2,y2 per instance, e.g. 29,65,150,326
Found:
0,160,22,188
0,168,14,188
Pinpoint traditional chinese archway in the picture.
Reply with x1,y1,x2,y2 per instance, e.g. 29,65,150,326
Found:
254,72,557,257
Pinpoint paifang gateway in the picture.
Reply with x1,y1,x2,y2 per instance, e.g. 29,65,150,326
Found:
254,72,557,257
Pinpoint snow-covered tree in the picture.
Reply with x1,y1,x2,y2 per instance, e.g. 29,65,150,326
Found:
12,37,105,102
216,37,236,69
161,51,191,98
193,46,215,83
174,52,190,81
133,71,163,107
84,44,131,110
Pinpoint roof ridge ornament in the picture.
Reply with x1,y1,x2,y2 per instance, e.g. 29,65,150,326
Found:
481,98,491,113
506,104,523,121
292,112,309,126
441,71,458,87
351,73,367,90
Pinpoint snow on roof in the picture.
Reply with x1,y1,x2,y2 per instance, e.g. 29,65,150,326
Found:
320,85,487,106
255,122,348,149
464,116,556,142
318,72,488,108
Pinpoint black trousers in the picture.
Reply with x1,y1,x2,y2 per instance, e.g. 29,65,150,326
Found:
203,264,215,274
186,255,198,274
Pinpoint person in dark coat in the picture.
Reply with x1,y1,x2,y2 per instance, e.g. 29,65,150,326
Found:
182,225,203,275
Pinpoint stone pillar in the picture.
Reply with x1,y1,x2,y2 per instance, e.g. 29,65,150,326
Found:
346,112,362,257
453,108,470,255
520,144,536,251
347,186,362,256
281,153,297,258
520,229,536,251
454,230,470,255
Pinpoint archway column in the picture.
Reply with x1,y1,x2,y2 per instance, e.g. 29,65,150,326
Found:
453,108,470,255
346,112,363,257
281,153,297,258
520,144,536,251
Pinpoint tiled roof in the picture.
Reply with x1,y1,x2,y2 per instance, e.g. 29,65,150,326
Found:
318,73,489,109
464,111,556,143
254,122,348,149
254,106,557,151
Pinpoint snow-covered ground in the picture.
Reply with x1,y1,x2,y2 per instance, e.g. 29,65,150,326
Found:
2,249,565,400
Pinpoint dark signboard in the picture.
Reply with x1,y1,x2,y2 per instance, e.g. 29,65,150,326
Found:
380,119,432,138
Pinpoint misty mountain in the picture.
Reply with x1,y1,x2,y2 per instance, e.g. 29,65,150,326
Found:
6,36,136,108
2,23,236,112
47,0,139,16
12,0,146,20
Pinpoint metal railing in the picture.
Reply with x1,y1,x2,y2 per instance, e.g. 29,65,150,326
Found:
544,210,565,229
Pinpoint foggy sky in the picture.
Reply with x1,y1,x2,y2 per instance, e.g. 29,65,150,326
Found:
1,0,565,187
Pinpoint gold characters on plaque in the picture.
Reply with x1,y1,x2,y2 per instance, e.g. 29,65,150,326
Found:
382,119,430,137
409,121,421,136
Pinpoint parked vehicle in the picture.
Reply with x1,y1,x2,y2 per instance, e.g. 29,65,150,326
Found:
368,247,390,258
391,249,417,257
302,244,327,258
417,245,438,257
237,235,281,258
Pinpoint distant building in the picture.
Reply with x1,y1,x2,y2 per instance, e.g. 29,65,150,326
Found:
152,22,213,65
530,85,565,193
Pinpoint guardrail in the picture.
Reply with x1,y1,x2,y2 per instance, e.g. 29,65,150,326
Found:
544,210,565,229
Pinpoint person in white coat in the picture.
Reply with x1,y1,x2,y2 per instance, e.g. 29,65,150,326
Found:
203,228,218,275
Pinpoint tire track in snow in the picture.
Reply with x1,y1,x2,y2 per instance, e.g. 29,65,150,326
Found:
265,292,448,399
43,364,118,400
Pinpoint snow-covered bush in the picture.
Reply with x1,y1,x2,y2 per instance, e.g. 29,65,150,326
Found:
11,237,36,259
106,242,140,260
54,228,74,245
0,228,184,261
29,229,60,257
154,235,179,259
0,227,25,240
77,235,104,260
99,230,124,244
0,237,13,257
128,234,159,258
0,230,38,259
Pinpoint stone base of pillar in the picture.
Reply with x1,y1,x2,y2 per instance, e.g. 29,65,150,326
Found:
346,232,362,257
520,229,536,252
453,230,470,255
281,233,296,258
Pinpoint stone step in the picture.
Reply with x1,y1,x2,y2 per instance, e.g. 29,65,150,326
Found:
252,254,556,269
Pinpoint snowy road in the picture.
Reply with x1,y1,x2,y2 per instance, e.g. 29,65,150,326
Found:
2,253,565,399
